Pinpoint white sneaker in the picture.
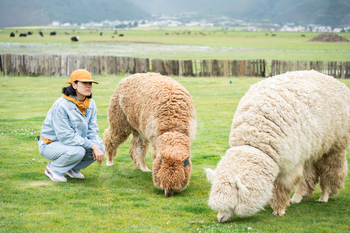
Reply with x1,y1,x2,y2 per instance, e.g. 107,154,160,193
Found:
66,170,85,179
45,163,67,182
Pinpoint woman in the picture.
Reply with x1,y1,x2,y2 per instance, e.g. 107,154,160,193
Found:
38,69,105,182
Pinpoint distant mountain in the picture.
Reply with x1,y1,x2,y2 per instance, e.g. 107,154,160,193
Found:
0,0,150,27
1,0,349,28
130,0,350,27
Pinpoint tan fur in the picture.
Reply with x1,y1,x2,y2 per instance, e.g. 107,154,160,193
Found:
104,72,196,196
206,70,350,222
290,163,319,203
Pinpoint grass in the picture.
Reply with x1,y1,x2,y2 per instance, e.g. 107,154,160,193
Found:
0,75,350,232
1,28,350,61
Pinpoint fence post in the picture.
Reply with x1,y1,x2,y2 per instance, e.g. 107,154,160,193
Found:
246,60,251,77
152,59,166,75
10,54,15,75
178,60,182,77
341,62,345,79
264,60,270,77
202,60,209,76
194,60,198,77
164,60,171,75
211,60,219,77
239,60,244,77
0,54,2,75
271,60,275,76
112,56,117,74
183,60,193,77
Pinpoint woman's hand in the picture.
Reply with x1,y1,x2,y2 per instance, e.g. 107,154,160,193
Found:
91,144,104,165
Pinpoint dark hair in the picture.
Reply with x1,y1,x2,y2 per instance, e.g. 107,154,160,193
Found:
62,81,92,98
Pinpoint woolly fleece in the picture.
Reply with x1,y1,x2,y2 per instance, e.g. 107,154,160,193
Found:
104,72,197,196
206,70,350,222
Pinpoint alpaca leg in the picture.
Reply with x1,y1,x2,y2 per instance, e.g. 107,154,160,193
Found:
270,181,291,216
315,150,348,202
104,126,131,166
129,131,151,172
290,164,319,204
290,177,304,204
151,144,157,161
103,95,132,166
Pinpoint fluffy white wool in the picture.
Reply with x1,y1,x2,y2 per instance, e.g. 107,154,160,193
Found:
207,70,350,222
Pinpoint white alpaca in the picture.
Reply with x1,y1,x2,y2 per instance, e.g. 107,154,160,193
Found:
206,70,349,222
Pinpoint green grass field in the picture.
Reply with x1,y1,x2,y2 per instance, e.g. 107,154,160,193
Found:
1,75,350,232
1,28,350,61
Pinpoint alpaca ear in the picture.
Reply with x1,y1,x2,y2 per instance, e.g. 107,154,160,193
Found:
234,178,249,193
204,168,216,183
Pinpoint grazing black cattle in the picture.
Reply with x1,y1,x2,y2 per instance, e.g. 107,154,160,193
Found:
19,33,27,37
50,31,56,36
301,34,306,37
119,34,124,37
10,32,15,37
271,34,276,36
27,31,33,35
100,32,103,36
39,32,44,37
71,36,79,42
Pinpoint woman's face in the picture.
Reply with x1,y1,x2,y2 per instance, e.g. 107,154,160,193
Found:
73,81,92,101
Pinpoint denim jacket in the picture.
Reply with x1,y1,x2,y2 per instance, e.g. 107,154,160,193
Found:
40,96,102,149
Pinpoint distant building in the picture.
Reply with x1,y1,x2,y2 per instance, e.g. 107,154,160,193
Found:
247,26,257,32
52,21,60,26
333,28,343,33
185,22,200,27
280,25,306,32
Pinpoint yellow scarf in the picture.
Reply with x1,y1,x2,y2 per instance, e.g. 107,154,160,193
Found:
40,136,53,144
62,94,91,116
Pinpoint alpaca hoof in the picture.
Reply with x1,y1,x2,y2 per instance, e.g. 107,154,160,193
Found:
316,193,329,202
140,167,151,172
165,189,173,197
290,197,302,204
272,210,285,216
290,193,303,204
106,161,114,166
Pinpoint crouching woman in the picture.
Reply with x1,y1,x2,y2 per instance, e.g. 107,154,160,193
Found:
38,69,105,182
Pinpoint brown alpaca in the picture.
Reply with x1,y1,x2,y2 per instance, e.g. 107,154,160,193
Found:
103,72,197,196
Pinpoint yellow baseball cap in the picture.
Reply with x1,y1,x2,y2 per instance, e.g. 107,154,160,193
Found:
66,69,99,84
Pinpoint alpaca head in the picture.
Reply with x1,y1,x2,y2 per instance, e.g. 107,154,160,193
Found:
152,132,192,196
205,146,279,222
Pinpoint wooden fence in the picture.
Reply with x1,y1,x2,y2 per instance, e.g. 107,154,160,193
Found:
0,54,349,78
0,54,149,77
270,60,350,79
